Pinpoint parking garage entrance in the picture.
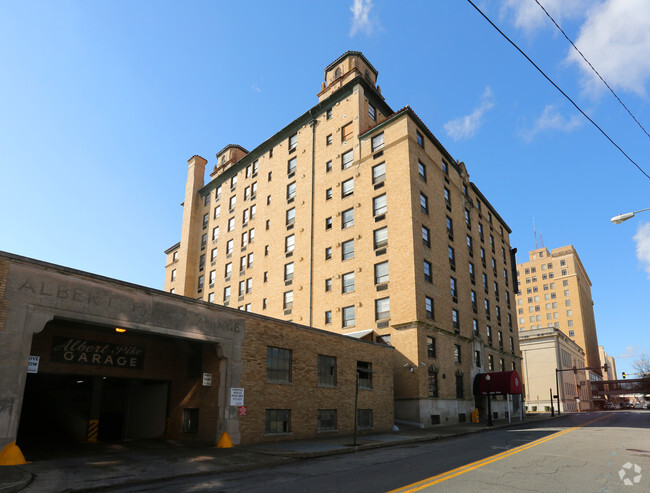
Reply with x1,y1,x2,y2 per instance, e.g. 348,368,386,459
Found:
18,373,169,456
15,317,221,456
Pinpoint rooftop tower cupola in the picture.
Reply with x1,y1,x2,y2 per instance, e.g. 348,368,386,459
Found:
210,144,249,178
318,51,379,102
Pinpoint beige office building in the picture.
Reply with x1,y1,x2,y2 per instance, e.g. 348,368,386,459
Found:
515,246,601,376
164,52,522,426
519,327,592,412
598,346,617,380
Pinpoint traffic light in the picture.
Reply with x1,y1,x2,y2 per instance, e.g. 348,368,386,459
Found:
603,363,609,373
622,372,626,379
573,366,577,375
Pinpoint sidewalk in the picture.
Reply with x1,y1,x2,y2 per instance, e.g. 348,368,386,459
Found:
0,413,566,493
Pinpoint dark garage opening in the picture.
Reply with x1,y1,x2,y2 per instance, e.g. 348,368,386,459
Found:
17,373,169,458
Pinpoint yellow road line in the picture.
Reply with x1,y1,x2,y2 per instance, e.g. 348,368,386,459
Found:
387,415,610,493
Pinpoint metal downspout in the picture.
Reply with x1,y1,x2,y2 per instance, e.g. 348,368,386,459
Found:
309,115,317,327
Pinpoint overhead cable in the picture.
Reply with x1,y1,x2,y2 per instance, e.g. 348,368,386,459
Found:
466,0,650,181
534,0,650,142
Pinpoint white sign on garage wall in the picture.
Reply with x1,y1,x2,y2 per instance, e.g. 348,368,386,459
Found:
27,355,40,373
230,388,244,406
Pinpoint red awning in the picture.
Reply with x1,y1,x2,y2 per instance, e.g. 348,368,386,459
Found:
477,371,523,395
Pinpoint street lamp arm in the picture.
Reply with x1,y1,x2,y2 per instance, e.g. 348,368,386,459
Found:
611,207,650,224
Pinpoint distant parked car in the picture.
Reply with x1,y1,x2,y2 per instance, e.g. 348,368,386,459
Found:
604,402,614,410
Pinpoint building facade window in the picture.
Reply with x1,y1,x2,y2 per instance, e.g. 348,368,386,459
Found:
265,409,290,434
342,272,355,293
375,297,390,320
425,296,434,319
342,149,353,169
456,373,464,398
424,260,432,283
373,194,387,216
428,368,439,398
342,178,354,198
422,225,431,248
342,208,354,229
372,162,386,184
287,157,297,176
317,409,337,432
318,355,337,387
357,361,373,389
420,193,429,214
374,227,388,249
371,132,384,151
288,133,297,152
342,305,355,327
375,261,389,284
427,336,436,358
342,239,354,260
267,347,292,384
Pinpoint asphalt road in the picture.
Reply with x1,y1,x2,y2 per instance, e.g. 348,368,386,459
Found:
104,411,650,493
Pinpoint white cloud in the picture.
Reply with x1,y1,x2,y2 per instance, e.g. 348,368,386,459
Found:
567,0,650,97
523,104,581,141
349,0,375,37
618,344,643,359
443,87,495,142
634,221,650,278
500,0,588,34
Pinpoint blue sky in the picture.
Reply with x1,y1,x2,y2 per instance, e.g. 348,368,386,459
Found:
2,1,649,376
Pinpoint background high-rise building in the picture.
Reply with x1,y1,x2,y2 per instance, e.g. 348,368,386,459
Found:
516,246,601,375
164,52,522,425
598,346,617,380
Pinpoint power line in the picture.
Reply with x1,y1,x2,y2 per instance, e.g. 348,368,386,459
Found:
465,0,650,181
534,0,650,142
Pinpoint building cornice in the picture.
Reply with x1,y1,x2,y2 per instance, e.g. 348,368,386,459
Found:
164,242,180,254
325,51,379,76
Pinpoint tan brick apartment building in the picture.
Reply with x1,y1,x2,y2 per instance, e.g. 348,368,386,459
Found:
515,246,601,376
165,52,522,426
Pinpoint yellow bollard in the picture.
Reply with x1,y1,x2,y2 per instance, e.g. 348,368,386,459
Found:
216,432,234,448
0,441,28,466
471,408,479,423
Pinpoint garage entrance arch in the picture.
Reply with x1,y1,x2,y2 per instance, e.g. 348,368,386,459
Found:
0,252,245,455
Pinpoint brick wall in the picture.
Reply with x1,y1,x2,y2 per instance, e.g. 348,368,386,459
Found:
238,316,394,444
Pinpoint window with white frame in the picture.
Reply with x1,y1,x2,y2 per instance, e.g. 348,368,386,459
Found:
287,157,297,176
342,272,355,293
342,149,353,169
342,178,354,197
342,305,355,327
372,162,386,184
374,227,388,249
287,182,296,200
285,234,295,254
375,297,390,320
342,239,354,260
371,132,384,152
373,194,387,216
342,208,354,229
374,261,389,284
